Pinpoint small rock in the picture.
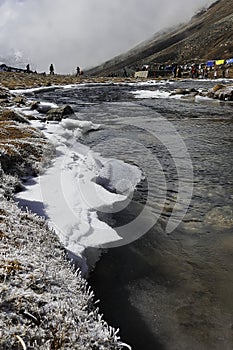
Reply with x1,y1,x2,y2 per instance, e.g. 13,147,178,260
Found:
0,87,10,100
0,93,9,99
12,96,26,105
30,101,40,110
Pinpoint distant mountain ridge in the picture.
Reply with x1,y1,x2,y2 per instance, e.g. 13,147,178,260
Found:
87,0,233,76
0,50,27,70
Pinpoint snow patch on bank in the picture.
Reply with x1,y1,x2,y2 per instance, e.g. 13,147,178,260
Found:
10,85,63,95
16,109,142,266
131,89,178,99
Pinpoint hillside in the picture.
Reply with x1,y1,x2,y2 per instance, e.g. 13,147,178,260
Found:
87,0,233,76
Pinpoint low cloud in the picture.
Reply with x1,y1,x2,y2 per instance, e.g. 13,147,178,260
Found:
0,0,215,73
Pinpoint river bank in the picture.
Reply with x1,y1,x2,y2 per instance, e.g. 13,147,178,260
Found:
0,77,131,349
1,72,233,101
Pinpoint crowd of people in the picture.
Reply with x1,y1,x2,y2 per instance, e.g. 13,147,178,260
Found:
173,63,230,79
141,60,232,79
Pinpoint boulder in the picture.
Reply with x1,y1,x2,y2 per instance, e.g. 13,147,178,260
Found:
214,86,233,101
206,84,233,101
212,84,226,93
46,105,74,121
207,84,226,99
224,87,233,101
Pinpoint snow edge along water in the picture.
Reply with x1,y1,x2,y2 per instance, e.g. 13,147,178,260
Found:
12,83,142,275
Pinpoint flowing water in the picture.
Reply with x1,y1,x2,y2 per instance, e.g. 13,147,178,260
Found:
38,80,233,350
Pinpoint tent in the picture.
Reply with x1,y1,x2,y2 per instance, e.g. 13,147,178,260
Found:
226,58,233,64
206,60,215,67
215,59,225,66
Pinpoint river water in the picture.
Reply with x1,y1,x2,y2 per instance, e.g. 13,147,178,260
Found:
37,80,233,350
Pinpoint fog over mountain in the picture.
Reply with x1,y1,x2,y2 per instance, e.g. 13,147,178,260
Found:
0,0,215,73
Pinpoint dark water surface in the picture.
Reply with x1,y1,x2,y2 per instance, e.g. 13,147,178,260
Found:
38,80,233,350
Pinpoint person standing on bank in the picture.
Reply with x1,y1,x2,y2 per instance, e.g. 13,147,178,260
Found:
49,64,54,75
76,66,80,76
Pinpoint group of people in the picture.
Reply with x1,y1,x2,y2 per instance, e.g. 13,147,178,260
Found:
137,61,232,80
25,63,54,75
189,65,209,79
189,65,230,79
49,64,83,76
173,65,182,78
25,63,82,76
214,67,229,79
173,64,230,79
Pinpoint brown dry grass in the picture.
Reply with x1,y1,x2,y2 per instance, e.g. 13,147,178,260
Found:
0,259,22,275
0,114,45,158
0,71,140,90
0,107,51,178
0,72,82,89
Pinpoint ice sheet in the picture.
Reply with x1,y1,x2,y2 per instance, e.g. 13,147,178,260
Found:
16,115,142,262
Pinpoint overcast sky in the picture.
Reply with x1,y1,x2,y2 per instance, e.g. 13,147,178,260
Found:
0,0,215,73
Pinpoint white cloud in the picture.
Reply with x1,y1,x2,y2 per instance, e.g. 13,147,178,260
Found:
0,0,215,73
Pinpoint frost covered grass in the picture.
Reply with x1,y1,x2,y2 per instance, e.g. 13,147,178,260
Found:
0,199,127,350
0,109,53,178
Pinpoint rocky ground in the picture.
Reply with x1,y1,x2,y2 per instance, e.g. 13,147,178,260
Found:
0,74,130,350
170,83,233,101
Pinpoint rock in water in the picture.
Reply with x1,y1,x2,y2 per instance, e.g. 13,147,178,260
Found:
46,105,74,121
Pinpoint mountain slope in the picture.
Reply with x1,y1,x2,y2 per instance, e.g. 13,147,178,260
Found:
87,0,233,76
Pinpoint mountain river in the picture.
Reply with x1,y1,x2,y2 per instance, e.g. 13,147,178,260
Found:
36,79,233,350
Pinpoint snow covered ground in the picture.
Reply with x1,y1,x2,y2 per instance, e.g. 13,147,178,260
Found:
14,97,142,273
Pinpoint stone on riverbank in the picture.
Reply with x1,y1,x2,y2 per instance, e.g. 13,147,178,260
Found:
46,104,74,121
207,84,233,101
